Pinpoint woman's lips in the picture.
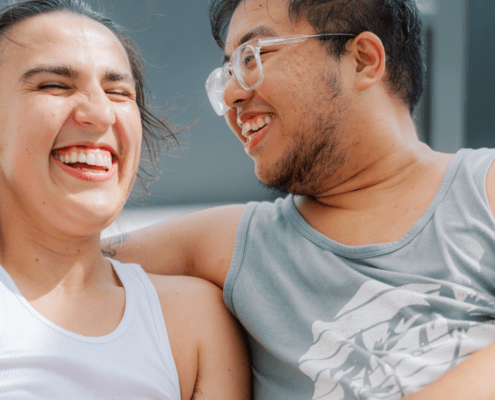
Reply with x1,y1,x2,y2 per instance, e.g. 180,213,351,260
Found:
52,153,117,182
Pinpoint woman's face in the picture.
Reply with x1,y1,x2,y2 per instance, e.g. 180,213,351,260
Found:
0,12,142,237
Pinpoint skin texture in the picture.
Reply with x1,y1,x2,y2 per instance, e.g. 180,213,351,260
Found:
103,0,495,398
223,9,350,195
0,15,141,239
0,12,249,400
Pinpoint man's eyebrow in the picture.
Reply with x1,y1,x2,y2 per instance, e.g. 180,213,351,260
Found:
20,65,78,82
223,26,278,64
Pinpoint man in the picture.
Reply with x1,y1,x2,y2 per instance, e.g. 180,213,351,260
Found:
103,0,495,398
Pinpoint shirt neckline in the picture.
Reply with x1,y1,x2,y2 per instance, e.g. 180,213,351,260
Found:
283,149,469,258
0,258,134,343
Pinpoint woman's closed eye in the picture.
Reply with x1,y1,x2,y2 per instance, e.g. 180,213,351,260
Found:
105,88,136,101
37,82,69,91
36,82,135,101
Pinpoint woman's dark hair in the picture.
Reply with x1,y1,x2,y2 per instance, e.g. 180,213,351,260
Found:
0,0,179,189
209,0,423,114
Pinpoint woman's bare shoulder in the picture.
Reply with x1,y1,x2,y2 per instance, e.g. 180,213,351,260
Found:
146,273,249,399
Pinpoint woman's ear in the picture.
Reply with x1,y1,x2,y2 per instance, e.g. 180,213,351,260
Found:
349,31,386,91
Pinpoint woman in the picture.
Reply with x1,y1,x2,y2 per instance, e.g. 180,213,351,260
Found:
0,1,250,398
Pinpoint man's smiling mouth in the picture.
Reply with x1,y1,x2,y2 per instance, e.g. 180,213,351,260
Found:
242,115,273,143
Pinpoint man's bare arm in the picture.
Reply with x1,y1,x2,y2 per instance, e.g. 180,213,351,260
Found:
101,205,244,288
486,159,495,216
101,233,130,258
403,341,495,399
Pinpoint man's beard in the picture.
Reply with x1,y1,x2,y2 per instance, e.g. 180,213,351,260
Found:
259,71,347,196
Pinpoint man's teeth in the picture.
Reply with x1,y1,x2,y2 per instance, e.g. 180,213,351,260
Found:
55,149,113,170
242,115,272,139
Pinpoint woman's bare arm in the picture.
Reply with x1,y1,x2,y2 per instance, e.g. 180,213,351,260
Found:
150,275,251,400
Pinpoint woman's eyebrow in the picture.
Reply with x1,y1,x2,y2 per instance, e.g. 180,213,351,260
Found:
20,65,77,82
103,70,135,84
19,65,135,85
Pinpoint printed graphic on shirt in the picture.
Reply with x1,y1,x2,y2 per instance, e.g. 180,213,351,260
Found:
299,281,495,399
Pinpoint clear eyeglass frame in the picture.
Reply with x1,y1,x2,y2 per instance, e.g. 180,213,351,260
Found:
205,33,356,116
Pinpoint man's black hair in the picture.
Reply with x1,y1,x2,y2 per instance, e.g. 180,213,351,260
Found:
0,0,179,188
209,0,423,114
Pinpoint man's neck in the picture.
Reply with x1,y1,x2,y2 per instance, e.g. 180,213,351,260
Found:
311,142,433,207
293,139,455,246
306,95,432,206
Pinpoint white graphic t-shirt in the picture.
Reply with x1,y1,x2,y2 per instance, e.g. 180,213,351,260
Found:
224,149,495,400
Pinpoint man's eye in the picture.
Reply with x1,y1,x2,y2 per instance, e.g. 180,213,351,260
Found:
242,50,272,67
243,55,255,66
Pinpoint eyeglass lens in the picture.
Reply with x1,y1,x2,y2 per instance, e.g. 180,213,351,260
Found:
206,68,230,115
234,45,262,91
206,44,264,115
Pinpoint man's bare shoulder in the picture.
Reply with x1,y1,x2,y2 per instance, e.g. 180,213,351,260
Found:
184,203,246,223
486,155,495,216
160,203,245,235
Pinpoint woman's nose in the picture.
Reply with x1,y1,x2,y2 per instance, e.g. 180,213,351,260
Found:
73,88,116,132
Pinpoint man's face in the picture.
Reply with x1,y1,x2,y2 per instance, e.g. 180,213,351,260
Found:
0,12,142,237
223,0,350,195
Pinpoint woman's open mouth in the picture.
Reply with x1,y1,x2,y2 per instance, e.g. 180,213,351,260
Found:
51,146,117,182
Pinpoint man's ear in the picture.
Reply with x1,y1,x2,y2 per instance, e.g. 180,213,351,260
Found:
349,31,386,91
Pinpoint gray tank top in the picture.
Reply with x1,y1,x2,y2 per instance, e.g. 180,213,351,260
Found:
224,148,495,400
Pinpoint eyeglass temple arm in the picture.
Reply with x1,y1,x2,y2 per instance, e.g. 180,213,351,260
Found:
258,33,356,47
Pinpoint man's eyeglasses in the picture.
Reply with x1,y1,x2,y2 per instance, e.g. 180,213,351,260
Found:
205,33,356,116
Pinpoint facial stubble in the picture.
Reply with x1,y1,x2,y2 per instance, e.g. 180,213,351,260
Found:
259,69,348,196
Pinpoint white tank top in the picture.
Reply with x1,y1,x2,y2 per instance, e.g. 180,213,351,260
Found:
0,259,181,400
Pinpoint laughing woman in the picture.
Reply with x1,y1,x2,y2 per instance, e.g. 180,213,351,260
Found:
0,1,249,398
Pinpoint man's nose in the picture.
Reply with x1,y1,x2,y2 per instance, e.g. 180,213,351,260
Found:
223,76,254,110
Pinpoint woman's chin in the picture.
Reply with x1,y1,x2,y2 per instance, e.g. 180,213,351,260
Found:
46,200,125,239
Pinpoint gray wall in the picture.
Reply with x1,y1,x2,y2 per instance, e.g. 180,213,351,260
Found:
428,0,468,152
465,0,495,149
87,0,280,206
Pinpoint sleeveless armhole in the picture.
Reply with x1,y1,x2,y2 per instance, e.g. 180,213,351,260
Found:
473,148,495,210
112,260,180,393
223,202,258,317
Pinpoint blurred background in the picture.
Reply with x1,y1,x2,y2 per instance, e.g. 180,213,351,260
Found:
79,0,494,237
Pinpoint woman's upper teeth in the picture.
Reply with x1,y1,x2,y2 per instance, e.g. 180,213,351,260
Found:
242,115,272,138
54,148,113,170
